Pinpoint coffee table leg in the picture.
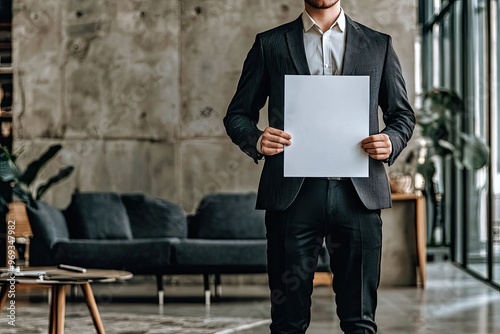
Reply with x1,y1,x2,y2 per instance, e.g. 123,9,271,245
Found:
49,285,57,334
0,284,8,310
49,285,66,334
48,285,66,334
56,285,67,334
81,283,105,334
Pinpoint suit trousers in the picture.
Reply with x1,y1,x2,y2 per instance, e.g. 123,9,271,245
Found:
265,178,382,334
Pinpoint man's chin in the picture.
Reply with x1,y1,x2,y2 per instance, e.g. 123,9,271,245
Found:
304,0,339,10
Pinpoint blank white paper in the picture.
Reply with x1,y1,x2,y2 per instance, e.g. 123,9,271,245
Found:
284,75,369,177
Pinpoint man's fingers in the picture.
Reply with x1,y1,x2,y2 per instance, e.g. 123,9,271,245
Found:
266,127,292,140
361,133,392,161
259,127,292,156
262,138,286,149
262,127,292,146
361,134,387,144
362,141,390,149
364,148,391,155
262,134,291,146
365,147,391,160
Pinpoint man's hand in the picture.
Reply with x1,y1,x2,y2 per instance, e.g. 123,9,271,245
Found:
361,134,392,161
259,127,292,156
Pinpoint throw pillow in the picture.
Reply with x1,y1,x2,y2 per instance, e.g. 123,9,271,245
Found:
65,192,133,240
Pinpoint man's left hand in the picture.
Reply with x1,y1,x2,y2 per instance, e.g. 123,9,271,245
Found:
361,134,392,161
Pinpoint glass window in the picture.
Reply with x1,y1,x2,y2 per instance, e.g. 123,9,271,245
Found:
452,1,465,264
493,0,500,286
465,0,489,279
420,0,498,288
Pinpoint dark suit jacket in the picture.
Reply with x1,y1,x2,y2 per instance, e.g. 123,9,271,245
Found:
224,15,415,211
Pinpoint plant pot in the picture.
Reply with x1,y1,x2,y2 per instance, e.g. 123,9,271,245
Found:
389,174,414,194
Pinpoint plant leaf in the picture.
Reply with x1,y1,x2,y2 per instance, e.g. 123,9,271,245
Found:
460,134,489,170
12,183,32,205
0,146,20,180
0,194,8,210
436,139,456,153
19,144,62,186
35,166,75,200
0,151,16,182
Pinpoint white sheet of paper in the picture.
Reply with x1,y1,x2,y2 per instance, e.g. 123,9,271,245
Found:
284,75,369,177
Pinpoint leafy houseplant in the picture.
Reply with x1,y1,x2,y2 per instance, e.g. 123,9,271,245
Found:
0,144,75,208
417,88,489,173
415,88,490,245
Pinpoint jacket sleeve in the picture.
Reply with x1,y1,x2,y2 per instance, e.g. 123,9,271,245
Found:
378,36,416,166
223,34,269,163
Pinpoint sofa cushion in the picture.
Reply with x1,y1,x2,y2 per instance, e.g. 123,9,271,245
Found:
52,238,180,273
120,194,187,238
173,239,267,271
189,193,265,239
26,201,69,248
65,192,133,240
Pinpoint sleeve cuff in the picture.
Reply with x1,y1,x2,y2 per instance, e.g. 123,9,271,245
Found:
256,134,263,154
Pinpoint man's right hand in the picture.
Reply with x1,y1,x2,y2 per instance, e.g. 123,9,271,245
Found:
258,127,292,156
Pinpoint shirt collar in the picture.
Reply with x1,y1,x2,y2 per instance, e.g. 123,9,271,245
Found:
302,7,346,33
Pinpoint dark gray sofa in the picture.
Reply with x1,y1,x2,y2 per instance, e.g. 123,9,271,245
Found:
26,191,268,305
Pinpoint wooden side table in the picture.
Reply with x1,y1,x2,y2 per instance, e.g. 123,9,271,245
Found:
391,192,427,288
5,202,33,267
0,267,133,334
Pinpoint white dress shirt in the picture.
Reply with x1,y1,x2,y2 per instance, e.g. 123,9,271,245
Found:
257,8,347,154
302,8,346,75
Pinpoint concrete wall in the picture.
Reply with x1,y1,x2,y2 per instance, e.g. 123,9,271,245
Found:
12,0,417,212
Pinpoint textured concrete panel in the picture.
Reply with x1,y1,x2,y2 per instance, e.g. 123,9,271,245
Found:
13,0,64,139
74,139,177,202
13,0,62,57
180,0,304,138
180,138,263,212
63,0,180,140
14,139,177,209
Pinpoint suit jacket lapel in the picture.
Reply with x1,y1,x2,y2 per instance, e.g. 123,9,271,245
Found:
285,16,311,75
342,16,367,75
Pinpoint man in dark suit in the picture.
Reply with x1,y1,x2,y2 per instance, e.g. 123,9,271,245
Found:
224,1,415,333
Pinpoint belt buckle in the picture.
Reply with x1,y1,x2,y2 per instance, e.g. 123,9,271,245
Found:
327,177,343,181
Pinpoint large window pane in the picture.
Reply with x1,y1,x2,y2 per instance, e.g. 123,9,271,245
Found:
493,0,500,286
452,1,465,264
466,0,489,278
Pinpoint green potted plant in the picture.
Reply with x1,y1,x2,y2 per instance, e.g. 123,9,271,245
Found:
415,88,489,246
417,88,489,172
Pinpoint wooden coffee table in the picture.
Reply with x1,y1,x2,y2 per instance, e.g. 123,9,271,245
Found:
0,267,133,334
